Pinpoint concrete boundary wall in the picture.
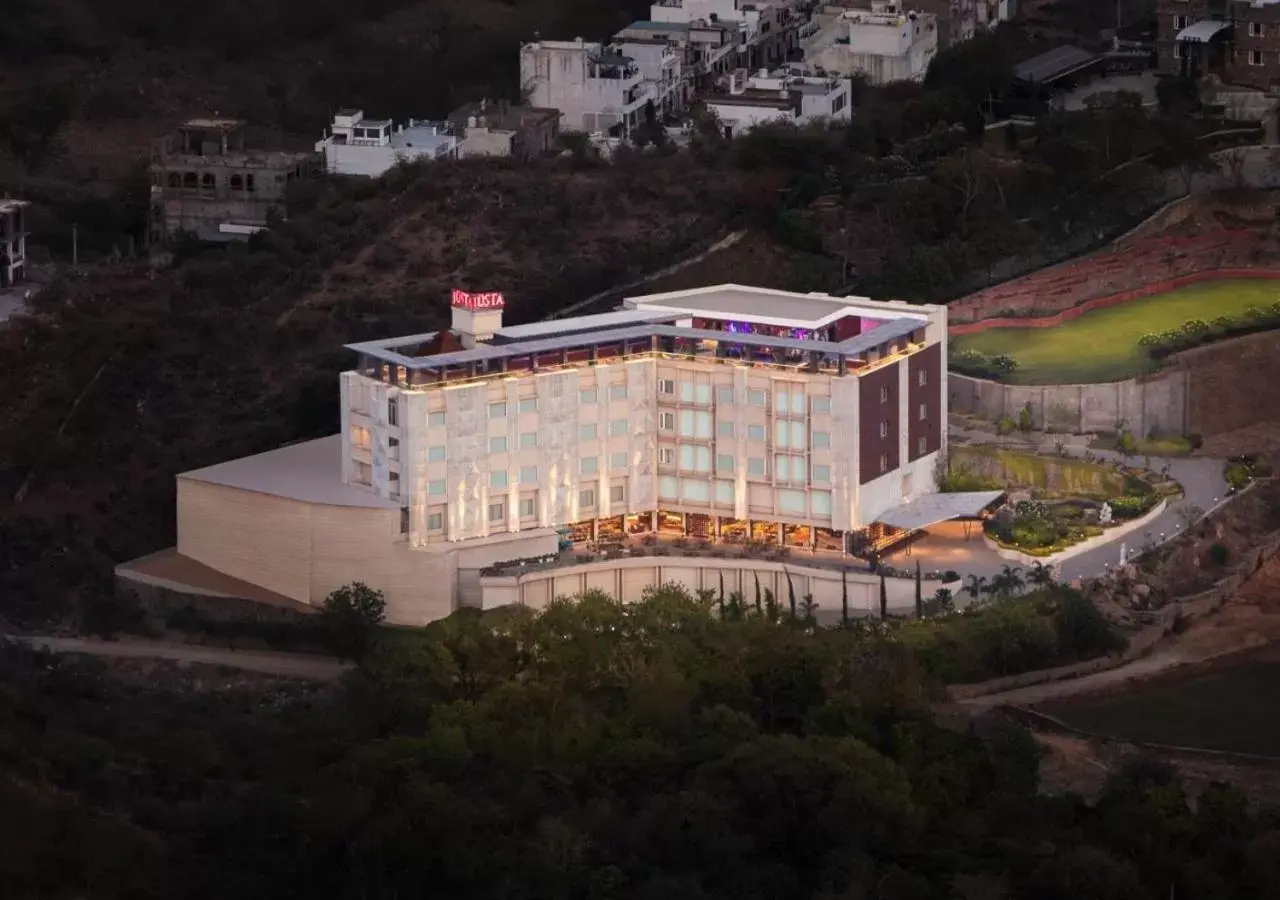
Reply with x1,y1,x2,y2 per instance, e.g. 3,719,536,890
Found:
948,369,1189,437
950,269,1280,336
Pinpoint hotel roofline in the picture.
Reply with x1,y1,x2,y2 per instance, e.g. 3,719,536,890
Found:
345,284,932,372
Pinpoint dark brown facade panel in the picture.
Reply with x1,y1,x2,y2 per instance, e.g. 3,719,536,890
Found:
907,343,942,462
858,360,900,486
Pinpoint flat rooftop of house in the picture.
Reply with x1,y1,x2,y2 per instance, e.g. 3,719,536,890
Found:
623,20,691,31
391,125,454,152
707,91,799,111
346,284,931,370
155,149,317,168
180,118,245,131
179,435,400,509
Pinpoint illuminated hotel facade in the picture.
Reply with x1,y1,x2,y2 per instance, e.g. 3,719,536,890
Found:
125,283,955,625
342,284,948,555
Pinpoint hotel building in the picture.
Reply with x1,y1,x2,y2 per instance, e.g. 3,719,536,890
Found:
123,284,962,625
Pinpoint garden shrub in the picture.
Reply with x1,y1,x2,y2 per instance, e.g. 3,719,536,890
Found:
1209,543,1230,566
1108,494,1158,519
951,348,1020,379
1017,404,1033,432
1140,305,1280,359
996,416,1017,435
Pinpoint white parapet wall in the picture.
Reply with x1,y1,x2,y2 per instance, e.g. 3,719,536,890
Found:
481,554,944,613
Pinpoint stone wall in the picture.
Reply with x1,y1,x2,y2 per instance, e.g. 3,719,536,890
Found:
949,369,1189,437
1180,330,1280,438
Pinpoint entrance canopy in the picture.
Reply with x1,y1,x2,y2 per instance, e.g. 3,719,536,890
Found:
1177,20,1231,43
874,491,1004,531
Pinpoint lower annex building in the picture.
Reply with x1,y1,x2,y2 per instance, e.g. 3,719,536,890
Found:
120,284,969,625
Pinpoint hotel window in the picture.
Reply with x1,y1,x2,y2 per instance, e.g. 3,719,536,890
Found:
747,389,766,406
878,454,888,474
679,409,712,438
1250,20,1264,37
748,457,765,477
812,431,830,448
917,436,928,456
609,418,627,436
519,497,536,518
400,507,410,534
717,421,735,439
427,512,444,531
388,399,398,426
488,501,505,522
715,479,734,504
519,431,537,449
489,401,507,419
609,384,628,401
696,383,712,404
1174,14,1188,30
659,379,676,395
717,453,735,472
917,369,928,386
351,426,371,450
659,446,675,465
811,396,831,413
610,451,628,470
659,476,678,499
812,463,831,484
680,445,712,472
610,484,626,504
581,456,599,475
879,420,889,439
579,488,596,509
681,479,711,502
918,403,927,421
428,411,446,427
716,386,735,405
428,479,446,497
679,380,695,403
659,411,676,431
775,420,806,449
879,386,889,403
490,470,508,489
747,424,766,442
811,490,832,516
519,398,537,414
1251,49,1266,65
579,423,598,440
1174,43,1186,59
580,388,597,404
489,436,507,453
389,437,399,449
777,489,806,515
388,472,400,496
519,465,538,484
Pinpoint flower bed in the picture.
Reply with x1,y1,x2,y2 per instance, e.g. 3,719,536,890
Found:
1141,303,1280,358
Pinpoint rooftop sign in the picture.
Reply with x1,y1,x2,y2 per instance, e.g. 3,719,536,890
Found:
451,289,505,311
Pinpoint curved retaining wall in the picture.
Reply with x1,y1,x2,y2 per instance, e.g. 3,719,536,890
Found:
983,499,1168,568
950,269,1280,336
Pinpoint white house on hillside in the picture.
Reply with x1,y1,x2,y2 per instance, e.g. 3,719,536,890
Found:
705,67,853,137
804,2,938,83
315,109,459,178
521,40,656,137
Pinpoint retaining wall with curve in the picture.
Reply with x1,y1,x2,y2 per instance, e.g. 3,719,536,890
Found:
946,518,1280,702
949,369,1189,437
949,269,1280,336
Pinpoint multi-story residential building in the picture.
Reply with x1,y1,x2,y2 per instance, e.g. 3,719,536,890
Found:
0,199,28,288
804,2,939,83
1158,0,1280,90
131,284,973,625
520,39,654,136
315,109,458,178
616,19,744,89
448,100,562,158
705,67,854,135
949,0,1015,44
148,118,318,243
616,36,689,116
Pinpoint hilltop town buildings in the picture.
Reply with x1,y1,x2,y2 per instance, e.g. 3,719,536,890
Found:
448,100,563,158
315,109,458,177
804,2,939,83
120,284,977,625
705,67,854,135
0,199,29,288
1157,0,1280,90
149,118,318,243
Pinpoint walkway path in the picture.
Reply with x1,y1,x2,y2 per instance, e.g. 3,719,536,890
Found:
4,634,351,681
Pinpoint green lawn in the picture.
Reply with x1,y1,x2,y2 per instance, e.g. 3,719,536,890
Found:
952,279,1280,384
1042,662,1280,757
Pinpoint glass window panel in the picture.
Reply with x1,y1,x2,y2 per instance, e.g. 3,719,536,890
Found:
428,479,446,496
717,421,735,438
610,451,627,469
679,409,695,436
811,490,832,515
777,489,806,514
695,446,712,472
715,480,734,503
812,463,831,483
659,475,678,499
427,445,446,461
580,457,598,475
490,470,508,489
695,383,712,404
519,466,538,484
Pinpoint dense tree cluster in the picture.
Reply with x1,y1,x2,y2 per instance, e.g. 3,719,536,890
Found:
3,587,1280,899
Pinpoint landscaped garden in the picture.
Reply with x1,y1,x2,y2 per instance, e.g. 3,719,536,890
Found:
951,278,1280,384
941,446,1178,557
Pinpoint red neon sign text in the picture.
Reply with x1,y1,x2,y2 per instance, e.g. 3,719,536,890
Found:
451,289,505,310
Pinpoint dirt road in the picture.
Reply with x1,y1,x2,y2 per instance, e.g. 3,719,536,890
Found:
6,634,351,681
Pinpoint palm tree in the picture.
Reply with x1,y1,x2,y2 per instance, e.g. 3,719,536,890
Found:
763,587,779,623
879,572,888,620
785,569,798,620
963,574,988,602
800,593,818,625
995,564,1024,597
753,572,763,617
727,590,745,621
717,573,726,618
1027,561,1055,590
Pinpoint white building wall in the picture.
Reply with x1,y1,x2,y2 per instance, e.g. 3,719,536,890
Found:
322,143,446,178
707,102,796,133
811,12,938,83
520,41,648,134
